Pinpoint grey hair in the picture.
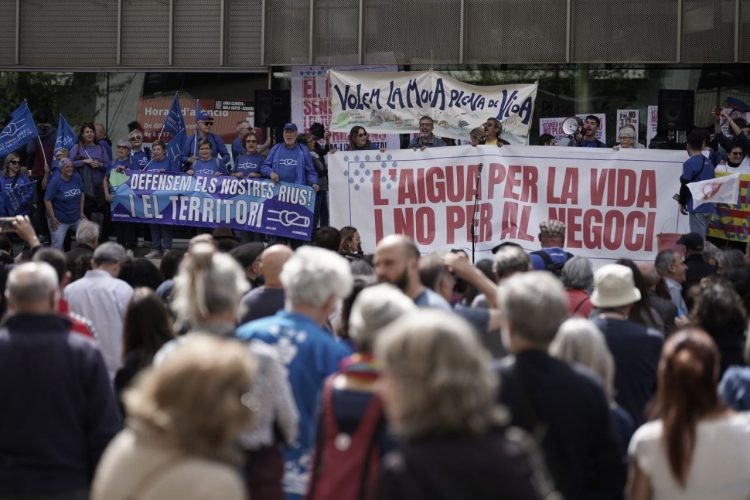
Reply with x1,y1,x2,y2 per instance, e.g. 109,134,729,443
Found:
716,249,746,274
375,310,502,439
171,242,249,328
550,318,616,402
348,284,417,353
75,220,100,247
93,242,127,265
654,249,678,276
493,245,531,278
6,262,58,305
498,271,568,346
280,246,353,308
702,240,720,263
560,256,593,290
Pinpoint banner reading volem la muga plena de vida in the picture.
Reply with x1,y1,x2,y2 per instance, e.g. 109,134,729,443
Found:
329,146,690,263
111,173,316,241
328,70,537,144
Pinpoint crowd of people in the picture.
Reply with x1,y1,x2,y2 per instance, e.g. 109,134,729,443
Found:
0,210,748,500
1,102,750,499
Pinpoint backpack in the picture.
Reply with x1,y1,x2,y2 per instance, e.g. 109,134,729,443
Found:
531,250,573,277
307,376,384,500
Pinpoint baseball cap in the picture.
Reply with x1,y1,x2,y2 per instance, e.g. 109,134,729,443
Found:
283,123,298,131
196,110,214,122
677,232,704,252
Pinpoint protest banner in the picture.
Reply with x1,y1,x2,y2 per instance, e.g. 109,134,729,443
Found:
539,114,607,146
616,109,639,142
111,173,316,241
328,70,537,144
329,146,688,264
708,171,750,243
292,65,399,151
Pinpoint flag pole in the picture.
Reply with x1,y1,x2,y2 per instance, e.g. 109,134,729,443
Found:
193,98,199,157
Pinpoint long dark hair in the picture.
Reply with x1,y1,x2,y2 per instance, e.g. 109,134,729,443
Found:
649,328,725,487
348,126,371,150
122,287,175,363
615,258,656,328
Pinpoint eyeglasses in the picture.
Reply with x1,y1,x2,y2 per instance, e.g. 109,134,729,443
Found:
8,160,19,165
130,137,142,141
246,140,258,144
357,133,367,137
204,122,214,126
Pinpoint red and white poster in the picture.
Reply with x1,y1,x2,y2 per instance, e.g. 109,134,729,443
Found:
329,146,688,264
137,96,254,144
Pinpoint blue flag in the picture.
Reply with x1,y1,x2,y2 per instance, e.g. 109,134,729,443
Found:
0,102,38,157
54,114,77,156
162,94,186,162
0,181,35,216
163,93,186,138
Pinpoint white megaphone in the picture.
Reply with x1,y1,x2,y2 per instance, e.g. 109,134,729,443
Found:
561,116,583,136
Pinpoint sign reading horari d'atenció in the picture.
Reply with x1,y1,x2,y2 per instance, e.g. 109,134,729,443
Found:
328,70,537,145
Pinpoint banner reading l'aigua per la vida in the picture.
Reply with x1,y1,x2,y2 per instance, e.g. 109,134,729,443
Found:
111,173,316,241
328,70,537,144
329,146,690,264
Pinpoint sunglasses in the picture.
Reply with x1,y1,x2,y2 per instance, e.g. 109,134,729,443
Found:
8,160,19,165
203,122,214,126
357,133,368,137
246,140,258,144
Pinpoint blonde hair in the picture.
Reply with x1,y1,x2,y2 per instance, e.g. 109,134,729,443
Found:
171,242,248,329
549,318,616,402
124,334,256,458
375,310,502,439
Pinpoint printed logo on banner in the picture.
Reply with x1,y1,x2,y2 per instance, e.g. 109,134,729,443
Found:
111,173,316,241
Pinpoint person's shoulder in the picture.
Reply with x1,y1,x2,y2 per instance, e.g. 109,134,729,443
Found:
236,314,277,339
631,419,663,445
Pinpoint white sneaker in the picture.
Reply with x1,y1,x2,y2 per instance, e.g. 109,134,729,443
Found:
144,250,162,259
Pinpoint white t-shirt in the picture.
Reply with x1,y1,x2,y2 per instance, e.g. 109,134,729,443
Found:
629,413,750,499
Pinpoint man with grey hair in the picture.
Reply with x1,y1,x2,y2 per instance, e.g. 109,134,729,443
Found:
236,246,353,500
64,242,134,379
66,219,99,271
496,271,625,500
590,264,663,425
654,248,688,317
0,262,120,498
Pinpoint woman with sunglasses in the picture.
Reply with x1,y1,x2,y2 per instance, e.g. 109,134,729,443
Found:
348,126,378,151
0,153,33,216
128,130,151,170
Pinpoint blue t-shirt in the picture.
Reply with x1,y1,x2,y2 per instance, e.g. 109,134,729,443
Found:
107,158,132,176
131,148,150,170
191,158,226,176
236,310,350,499
234,152,264,177
682,154,715,213
143,157,178,174
262,143,318,185
45,173,84,224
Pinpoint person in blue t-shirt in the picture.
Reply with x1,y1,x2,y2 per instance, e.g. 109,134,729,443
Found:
182,110,231,170
105,139,137,253
185,139,227,176
128,130,151,170
233,132,264,179
261,123,319,188
141,140,178,174
566,115,607,148
44,158,85,250
679,129,715,238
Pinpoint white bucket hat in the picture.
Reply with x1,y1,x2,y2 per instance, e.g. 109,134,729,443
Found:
590,264,642,308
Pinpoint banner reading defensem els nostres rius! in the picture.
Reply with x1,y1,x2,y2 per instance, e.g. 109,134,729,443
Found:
111,173,316,241
328,70,537,144
329,146,690,263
